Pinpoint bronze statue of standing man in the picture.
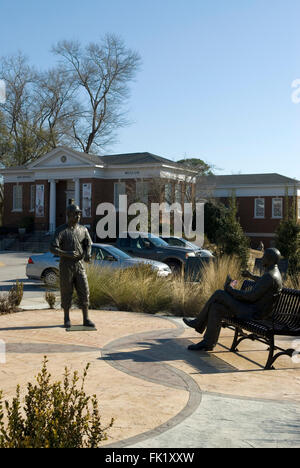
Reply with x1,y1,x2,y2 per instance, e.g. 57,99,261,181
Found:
50,204,95,329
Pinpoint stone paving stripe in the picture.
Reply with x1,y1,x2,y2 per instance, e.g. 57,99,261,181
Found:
102,319,202,448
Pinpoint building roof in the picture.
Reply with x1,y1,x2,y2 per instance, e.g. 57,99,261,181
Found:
202,173,300,187
100,151,187,168
0,148,192,172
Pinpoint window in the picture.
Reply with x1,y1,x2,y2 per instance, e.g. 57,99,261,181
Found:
272,198,283,219
13,185,22,211
184,184,192,203
175,184,182,204
30,185,36,212
164,183,173,204
114,182,126,210
119,238,131,248
136,181,149,204
254,198,265,218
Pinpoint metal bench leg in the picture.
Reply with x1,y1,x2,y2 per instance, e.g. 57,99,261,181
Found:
230,327,241,352
265,336,275,370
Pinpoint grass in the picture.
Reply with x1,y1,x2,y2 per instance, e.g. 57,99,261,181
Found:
73,256,245,317
70,253,300,317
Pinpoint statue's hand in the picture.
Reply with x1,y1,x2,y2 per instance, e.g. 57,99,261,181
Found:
241,270,252,279
63,251,83,260
224,274,232,290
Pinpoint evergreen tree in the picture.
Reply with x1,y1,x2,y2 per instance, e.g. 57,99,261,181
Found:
275,190,300,277
215,194,250,268
205,196,250,268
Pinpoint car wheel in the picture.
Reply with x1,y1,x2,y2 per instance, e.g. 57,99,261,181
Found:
165,261,182,274
43,269,59,287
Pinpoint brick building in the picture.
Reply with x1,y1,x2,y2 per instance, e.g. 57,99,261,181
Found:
1,146,196,234
201,173,300,248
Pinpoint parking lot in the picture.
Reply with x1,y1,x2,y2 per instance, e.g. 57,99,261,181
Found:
0,251,52,309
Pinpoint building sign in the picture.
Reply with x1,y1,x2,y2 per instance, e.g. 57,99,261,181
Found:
36,184,45,217
82,183,92,218
124,171,140,176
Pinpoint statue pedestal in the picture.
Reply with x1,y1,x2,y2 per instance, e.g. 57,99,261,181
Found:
66,325,97,332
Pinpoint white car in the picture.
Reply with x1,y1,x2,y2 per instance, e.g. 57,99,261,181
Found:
26,243,172,286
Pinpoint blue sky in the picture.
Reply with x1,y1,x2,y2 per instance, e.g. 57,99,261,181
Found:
1,0,300,178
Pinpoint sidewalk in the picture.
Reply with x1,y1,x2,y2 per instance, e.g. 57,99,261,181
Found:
0,308,299,448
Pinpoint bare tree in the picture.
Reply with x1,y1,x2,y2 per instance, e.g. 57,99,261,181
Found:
33,66,80,148
0,53,61,166
52,34,141,153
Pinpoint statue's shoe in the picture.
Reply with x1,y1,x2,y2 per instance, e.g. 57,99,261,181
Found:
188,341,214,351
83,319,96,328
183,318,206,334
64,321,71,329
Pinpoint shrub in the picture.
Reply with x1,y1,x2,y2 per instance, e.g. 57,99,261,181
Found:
45,291,56,309
215,196,250,269
283,273,300,290
0,357,114,448
275,192,300,278
0,293,15,315
8,280,23,307
170,277,203,317
83,263,172,314
82,256,245,317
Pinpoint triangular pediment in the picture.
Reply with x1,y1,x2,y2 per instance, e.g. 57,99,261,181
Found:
28,147,100,169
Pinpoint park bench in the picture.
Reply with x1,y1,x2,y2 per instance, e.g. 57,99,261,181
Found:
222,280,300,370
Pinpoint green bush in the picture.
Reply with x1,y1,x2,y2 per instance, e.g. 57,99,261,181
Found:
0,293,15,315
45,291,56,309
205,199,249,269
276,217,300,278
215,197,250,269
0,357,114,448
8,280,23,307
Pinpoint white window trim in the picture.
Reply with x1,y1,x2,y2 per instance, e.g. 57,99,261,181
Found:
136,180,149,204
254,198,265,219
175,183,182,204
114,182,126,210
165,183,173,204
12,185,23,212
272,198,283,219
30,185,36,212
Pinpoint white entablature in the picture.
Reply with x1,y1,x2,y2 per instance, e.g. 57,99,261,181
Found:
1,147,195,183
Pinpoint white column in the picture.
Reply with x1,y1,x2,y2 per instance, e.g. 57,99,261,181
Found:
49,180,56,233
74,178,80,207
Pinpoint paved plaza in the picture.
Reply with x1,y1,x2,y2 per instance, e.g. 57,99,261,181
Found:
0,308,299,448
0,251,300,448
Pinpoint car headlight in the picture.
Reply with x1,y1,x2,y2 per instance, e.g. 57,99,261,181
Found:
185,252,196,258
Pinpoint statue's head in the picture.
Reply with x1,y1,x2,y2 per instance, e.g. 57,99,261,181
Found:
67,204,82,223
262,247,281,269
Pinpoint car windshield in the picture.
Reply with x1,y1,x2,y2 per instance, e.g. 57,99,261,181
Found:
182,239,201,249
104,245,132,260
146,235,169,247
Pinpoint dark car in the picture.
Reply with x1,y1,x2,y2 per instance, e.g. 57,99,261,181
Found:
116,232,199,273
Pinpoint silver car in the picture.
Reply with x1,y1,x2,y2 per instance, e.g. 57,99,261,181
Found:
26,243,172,286
161,236,214,257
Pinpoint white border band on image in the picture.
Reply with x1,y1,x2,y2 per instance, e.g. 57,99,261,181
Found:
0,339,6,364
